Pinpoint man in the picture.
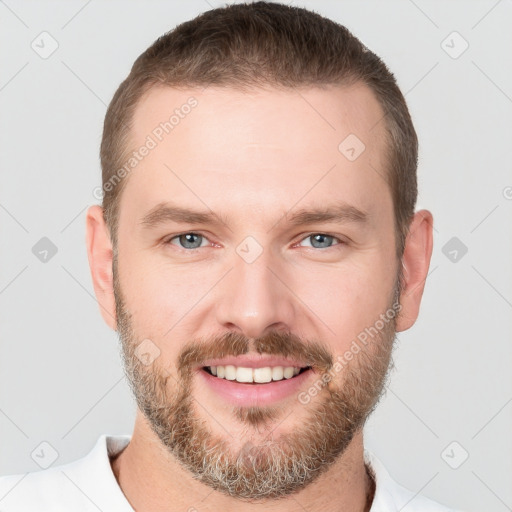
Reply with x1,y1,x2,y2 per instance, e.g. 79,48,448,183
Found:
0,2,464,511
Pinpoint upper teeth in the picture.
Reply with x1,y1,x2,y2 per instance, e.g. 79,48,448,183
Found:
210,365,302,383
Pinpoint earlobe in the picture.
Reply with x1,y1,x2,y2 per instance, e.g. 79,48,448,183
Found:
395,210,434,332
85,205,117,330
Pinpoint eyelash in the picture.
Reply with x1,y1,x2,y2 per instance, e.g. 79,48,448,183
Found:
163,232,345,251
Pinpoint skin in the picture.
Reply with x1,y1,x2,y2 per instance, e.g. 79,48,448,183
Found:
86,84,433,511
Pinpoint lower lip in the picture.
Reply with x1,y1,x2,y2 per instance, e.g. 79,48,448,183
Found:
198,367,314,407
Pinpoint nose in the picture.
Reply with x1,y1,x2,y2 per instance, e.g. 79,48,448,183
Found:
214,248,296,339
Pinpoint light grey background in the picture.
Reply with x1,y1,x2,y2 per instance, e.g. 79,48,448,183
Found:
1,1,511,511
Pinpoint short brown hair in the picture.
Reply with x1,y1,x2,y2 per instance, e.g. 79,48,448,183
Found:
100,1,417,256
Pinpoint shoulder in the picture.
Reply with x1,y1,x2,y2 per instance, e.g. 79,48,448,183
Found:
365,449,466,512
0,435,132,512
0,463,94,511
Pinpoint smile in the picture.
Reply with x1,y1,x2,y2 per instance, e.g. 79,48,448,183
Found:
203,365,312,384
199,364,315,406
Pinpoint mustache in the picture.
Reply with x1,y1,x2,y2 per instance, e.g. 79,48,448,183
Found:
177,331,333,376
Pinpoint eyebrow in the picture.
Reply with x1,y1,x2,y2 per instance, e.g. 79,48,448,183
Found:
140,201,368,230
285,204,368,227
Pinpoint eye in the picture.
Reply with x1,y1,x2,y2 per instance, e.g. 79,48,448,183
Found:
167,232,210,250
297,233,343,249
164,232,343,251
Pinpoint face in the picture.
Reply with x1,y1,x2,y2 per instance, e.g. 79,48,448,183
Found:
109,84,403,499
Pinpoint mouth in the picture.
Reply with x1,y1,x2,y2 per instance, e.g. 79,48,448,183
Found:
198,363,315,406
202,365,313,384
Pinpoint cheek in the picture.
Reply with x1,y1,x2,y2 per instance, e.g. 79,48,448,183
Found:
116,250,214,336
295,257,397,348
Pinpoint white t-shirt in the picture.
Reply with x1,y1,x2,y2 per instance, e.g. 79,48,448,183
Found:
0,435,463,511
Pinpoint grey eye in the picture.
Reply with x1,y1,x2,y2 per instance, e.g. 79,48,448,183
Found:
171,233,206,249
301,234,339,249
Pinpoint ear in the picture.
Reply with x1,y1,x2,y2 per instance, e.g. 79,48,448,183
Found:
86,205,117,330
395,209,434,332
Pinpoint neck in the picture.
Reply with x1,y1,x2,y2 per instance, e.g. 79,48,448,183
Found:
111,413,375,512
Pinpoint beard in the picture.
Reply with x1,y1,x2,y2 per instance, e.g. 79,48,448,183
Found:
113,264,400,501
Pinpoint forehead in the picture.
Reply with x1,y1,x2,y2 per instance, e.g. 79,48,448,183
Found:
122,83,391,229
130,83,386,158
